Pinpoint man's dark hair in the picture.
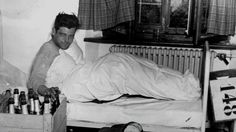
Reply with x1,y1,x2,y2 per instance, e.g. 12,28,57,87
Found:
54,12,79,31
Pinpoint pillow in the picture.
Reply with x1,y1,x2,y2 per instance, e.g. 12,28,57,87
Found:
65,40,84,65
45,50,76,88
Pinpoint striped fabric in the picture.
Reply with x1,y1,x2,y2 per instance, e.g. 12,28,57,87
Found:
78,0,135,30
207,0,236,36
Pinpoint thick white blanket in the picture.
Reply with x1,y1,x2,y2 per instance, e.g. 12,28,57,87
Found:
48,53,201,102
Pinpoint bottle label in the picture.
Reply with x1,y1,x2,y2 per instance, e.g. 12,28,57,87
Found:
22,105,28,114
9,104,15,114
30,99,35,113
44,103,50,114
34,100,40,115
14,94,19,107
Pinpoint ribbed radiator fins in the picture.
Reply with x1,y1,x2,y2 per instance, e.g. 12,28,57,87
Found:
110,45,216,78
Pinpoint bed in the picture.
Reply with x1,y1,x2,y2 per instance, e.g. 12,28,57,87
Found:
63,42,214,132
0,41,212,132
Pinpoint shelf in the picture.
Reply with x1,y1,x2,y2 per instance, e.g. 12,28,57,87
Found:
137,2,162,6
84,37,236,50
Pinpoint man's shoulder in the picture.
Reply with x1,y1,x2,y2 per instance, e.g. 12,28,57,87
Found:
36,42,59,59
41,41,54,49
40,41,58,53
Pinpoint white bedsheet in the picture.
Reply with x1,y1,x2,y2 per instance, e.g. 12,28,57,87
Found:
67,97,202,128
57,53,201,102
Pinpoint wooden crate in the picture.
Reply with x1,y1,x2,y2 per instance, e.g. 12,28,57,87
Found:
0,97,67,132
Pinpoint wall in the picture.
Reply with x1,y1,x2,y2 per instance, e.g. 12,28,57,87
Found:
215,29,236,71
0,10,3,64
0,0,84,75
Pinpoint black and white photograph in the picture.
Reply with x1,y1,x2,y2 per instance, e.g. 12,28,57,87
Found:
0,0,236,132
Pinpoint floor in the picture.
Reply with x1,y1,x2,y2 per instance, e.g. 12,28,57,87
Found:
67,126,216,132
67,126,99,132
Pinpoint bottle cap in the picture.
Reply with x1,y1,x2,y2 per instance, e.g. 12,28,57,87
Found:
14,89,19,94
8,97,14,104
44,94,50,103
5,89,11,96
28,88,34,94
21,97,27,105
34,93,39,100
20,91,25,95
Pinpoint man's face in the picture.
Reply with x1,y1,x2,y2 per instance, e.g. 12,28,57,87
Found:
53,27,76,50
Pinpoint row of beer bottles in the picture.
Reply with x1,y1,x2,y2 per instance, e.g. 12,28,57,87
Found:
8,88,60,115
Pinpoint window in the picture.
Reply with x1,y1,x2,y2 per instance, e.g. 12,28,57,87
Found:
134,0,193,43
101,0,233,45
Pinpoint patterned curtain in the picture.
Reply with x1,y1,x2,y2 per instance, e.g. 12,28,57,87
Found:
78,0,135,30
207,0,236,36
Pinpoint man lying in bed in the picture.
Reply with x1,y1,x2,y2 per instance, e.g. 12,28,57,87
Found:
27,12,81,100
28,12,201,103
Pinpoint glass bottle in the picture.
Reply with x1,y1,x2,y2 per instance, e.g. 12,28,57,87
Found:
51,92,60,114
43,94,51,114
34,94,41,115
13,88,20,113
19,91,26,105
21,96,28,114
3,89,12,113
28,89,35,115
8,97,15,114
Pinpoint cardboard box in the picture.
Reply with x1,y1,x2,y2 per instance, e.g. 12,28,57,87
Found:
0,97,67,132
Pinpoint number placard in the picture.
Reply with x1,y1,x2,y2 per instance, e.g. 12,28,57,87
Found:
210,77,236,121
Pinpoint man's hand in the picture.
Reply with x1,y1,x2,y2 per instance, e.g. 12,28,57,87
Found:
37,85,49,96
37,85,60,101
49,87,61,101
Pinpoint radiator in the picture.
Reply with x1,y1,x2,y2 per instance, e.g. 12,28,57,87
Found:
109,45,216,78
